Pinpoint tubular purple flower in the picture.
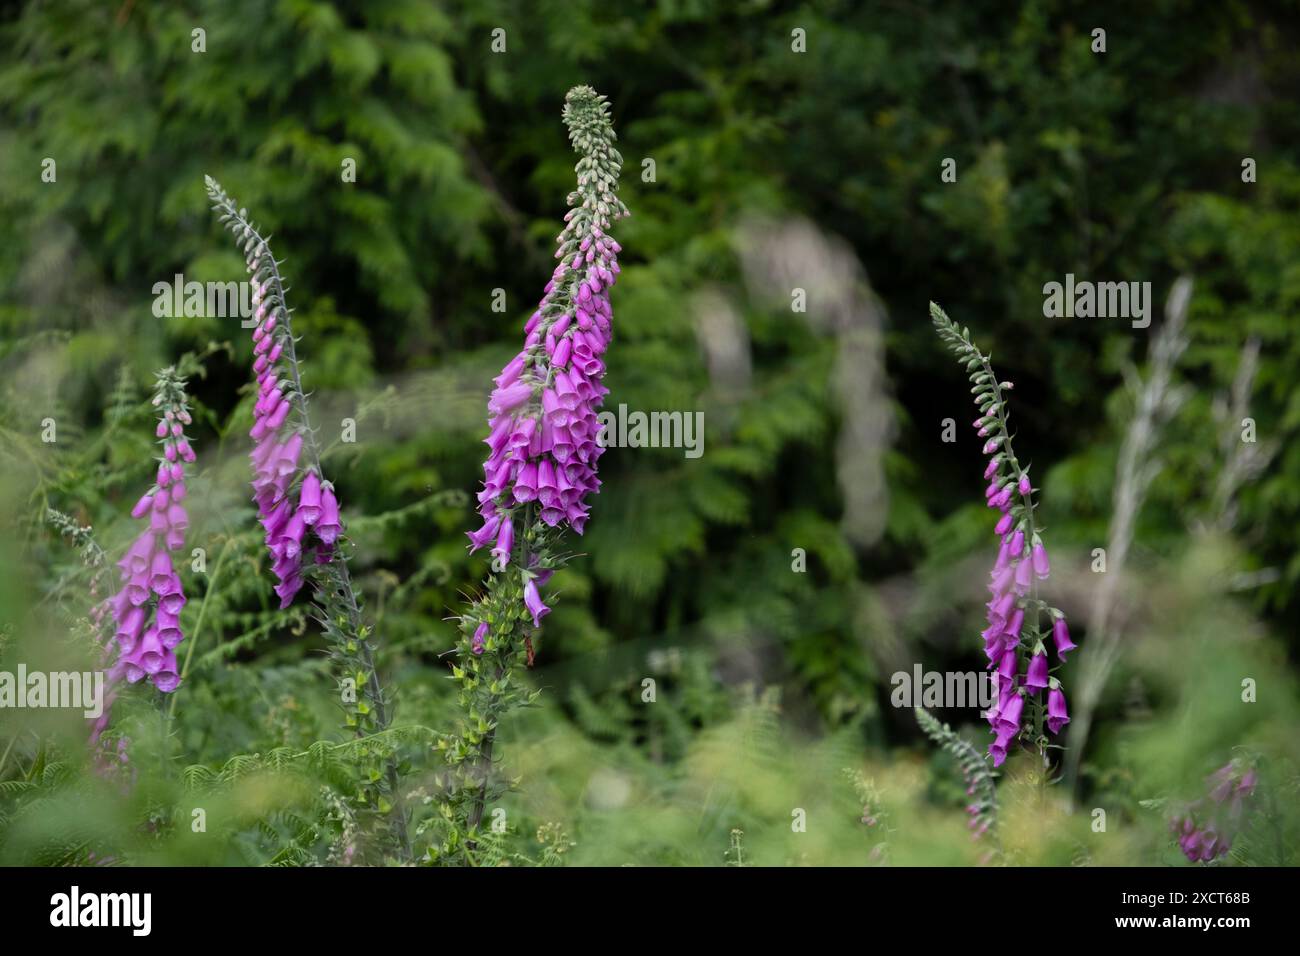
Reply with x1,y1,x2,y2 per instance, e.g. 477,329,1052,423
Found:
1046,687,1070,734
1014,557,1033,593
1025,651,1049,691
990,726,1017,768
997,649,1018,680
298,471,322,525
1052,616,1077,659
491,517,514,567
996,692,1024,735
466,512,503,551
1031,542,1050,578
523,578,550,628
316,487,341,546
489,381,534,416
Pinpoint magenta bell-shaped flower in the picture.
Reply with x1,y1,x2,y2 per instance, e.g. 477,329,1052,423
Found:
1052,616,1077,659
1046,686,1070,734
466,512,502,551
523,577,550,628
990,726,1017,767
1025,651,1049,691
1031,542,1050,578
298,471,322,525
996,691,1023,735
316,486,341,545
488,381,533,416
472,621,488,655
491,516,514,567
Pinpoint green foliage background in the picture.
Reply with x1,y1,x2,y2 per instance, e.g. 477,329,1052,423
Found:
1,0,1297,865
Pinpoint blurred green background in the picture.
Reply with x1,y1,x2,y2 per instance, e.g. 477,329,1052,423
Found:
1,0,1298,865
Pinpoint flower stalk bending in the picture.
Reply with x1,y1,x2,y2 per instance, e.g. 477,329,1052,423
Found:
206,177,408,860
932,304,1077,768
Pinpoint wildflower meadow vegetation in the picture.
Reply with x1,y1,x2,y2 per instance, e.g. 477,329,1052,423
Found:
2,2,1299,879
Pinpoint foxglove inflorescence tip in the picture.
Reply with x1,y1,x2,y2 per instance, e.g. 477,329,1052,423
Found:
98,368,195,703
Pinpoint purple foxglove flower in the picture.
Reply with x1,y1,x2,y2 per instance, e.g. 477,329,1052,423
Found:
523,578,550,628
131,493,154,519
513,461,539,503
166,503,188,532
989,564,1014,597
998,690,1024,731
1052,617,1076,659
1032,542,1050,578
989,592,1015,629
1018,474,1031,496
990,726,1017,767
997,649,1017,680
115,605,146,652
553,336,572,369
494,352,527,387
275,574,303,609
993,538,1012,572
158,588,186,616
139,624,167,674
148,551,177,596
274,433,303,477
155,609,183,649
983,458,999,480
488,381,533,416
119,532,154,576
491,516,514,566
1003,608,1024,642
1046,687,1070,734
316,487,341,545
298,471,322,525
994,511,1013,535
1025,651,1049,691
125,572,151,607
279,510,307,560
1014,557,1033,593
466,512,503,552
